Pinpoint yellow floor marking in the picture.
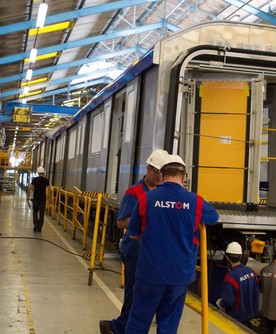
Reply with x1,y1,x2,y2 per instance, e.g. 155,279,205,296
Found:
20,272,36,334
185,293,249,333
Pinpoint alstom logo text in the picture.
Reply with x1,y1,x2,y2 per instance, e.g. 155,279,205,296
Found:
154,201,190,209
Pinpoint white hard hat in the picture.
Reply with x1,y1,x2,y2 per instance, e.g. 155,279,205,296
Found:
146,149,169,169
160,154,186,169
37,166,45,174
226,242,243,255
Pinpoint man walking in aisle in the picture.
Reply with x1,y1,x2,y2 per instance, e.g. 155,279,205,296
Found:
27,166,51,232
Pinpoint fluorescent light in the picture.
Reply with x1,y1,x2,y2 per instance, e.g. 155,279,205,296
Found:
23,86,29,95
30,48,38,63
36,3,48,28
26,69,33,81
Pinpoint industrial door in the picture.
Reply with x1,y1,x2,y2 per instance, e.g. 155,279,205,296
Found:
192,81,262,203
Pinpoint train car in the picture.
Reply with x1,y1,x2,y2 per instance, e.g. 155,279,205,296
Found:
34,21,276,254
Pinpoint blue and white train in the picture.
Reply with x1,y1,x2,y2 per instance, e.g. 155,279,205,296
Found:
32,21,276,254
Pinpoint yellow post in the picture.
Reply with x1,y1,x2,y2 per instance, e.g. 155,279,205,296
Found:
82,196,90,250
121,263,125,288
72,192,78,239
99,199,109,266
64,192,68,231
200,224,208,334
57,189,62,225
88,193,102,286
120,228,127,288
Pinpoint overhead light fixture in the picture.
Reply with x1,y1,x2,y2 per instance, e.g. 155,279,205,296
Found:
23,86,29,95
36,3,48,28
29,48,38,63
19,89,43,98
26,69,33,81
21,77,48,86
29,22,71,36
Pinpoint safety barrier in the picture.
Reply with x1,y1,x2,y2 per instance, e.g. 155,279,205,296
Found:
57,188,75,232
46,186,59,218
48,186,209,331
87,196,121,285
72,187,91,249
53,186,119,254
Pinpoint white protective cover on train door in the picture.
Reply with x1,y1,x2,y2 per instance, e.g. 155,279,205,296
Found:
117,77,140,201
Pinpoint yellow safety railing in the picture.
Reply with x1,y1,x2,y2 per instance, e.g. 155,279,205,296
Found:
51,186,60,219
58,188,74,231
72,187,91,249
46,186,59,218
48,186,122,285
88,193,104,285
87,196,120,286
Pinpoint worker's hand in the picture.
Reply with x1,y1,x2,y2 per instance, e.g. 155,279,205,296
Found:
216,298,225,312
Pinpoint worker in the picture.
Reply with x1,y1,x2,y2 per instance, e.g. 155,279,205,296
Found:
99,149,169,334
216,241,259,327
124,154,219,334
27,166,51,232
259,252,276,334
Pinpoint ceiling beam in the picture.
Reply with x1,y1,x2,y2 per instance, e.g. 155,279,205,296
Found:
0,65,124,99
223,0,276,24
0,21,168,65
5,103,79,116
0,47,143,85
0,0,158,36
11,77,113,103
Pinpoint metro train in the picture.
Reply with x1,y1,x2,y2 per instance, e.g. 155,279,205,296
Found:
32,21,276,256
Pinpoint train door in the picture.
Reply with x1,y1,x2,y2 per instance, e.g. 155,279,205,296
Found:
106,90,126,196
85,100,111,192
48,140,55,185
175,76,264,206
54,133,66,187
106,77,140,200
65,125,78,191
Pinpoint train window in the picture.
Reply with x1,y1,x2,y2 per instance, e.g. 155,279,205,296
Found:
68,129,77,159
61,136,65,160
103,105,111,149
124,89,135,143
76,121,85,156
91,113,103,153
55,139,61,163
40,142,45,166
80,122,85,154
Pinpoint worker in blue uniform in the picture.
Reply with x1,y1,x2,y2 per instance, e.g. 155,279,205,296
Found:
125,154,219,334
99,149,169,334
216,242,259,327
259,252,276,334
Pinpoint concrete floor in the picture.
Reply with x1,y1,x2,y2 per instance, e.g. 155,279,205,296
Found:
0,187,252,334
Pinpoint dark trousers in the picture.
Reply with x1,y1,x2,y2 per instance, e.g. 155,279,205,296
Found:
110,254,138,334
32,199,46,231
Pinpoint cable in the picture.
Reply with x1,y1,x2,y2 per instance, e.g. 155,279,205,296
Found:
0,235,121,275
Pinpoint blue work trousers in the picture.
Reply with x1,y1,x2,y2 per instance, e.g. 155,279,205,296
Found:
110,253,138,334
126,278,186,334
